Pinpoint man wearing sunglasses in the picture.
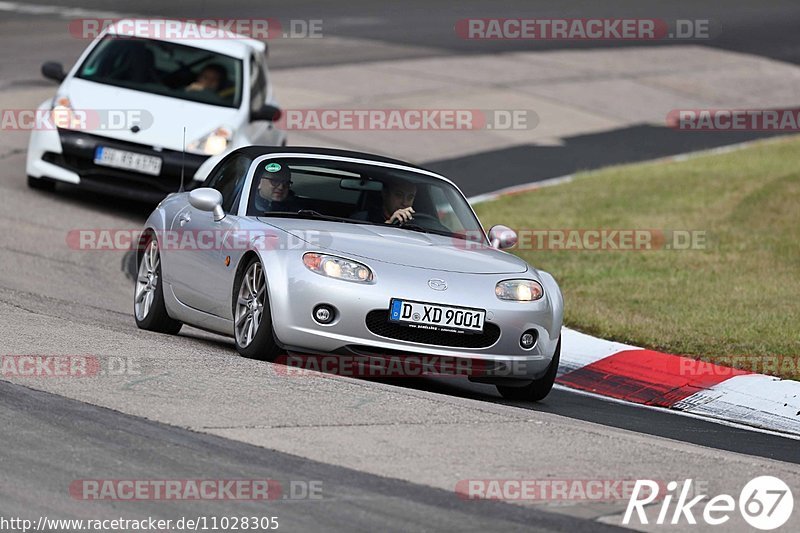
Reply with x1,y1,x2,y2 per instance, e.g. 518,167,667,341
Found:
254,163,304,213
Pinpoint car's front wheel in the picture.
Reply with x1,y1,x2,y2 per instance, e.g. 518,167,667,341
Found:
234,258,281,361
134,238,182,334
496,336,560,402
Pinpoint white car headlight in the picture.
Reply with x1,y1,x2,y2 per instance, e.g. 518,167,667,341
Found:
495,279,544,301
51,96,84,130
187,127,232,156
303,253,373,283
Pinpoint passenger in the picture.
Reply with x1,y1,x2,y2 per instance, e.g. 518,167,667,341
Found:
254,163,304,213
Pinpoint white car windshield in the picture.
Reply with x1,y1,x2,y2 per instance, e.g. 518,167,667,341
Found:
76,36,243,108
247,157,487,242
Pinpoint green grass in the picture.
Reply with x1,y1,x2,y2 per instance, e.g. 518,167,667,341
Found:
474,136,800,378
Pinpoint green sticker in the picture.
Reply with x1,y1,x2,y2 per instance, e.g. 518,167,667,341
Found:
265,163,282,173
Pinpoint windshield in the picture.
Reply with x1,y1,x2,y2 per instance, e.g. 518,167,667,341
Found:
76,36,243,108
247,157,487,242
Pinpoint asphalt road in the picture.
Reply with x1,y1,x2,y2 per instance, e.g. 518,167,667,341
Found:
1,380,623,533
1,2,800,531
5,0,800,66
2,1,794,196
427,126,787,198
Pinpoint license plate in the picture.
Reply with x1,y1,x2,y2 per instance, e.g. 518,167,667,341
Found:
94,146,162,176
389,299,486,334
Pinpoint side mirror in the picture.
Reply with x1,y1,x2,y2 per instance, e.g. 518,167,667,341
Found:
42,61,66,82
251,104,282,122
189,188,225,222
488,225,518,250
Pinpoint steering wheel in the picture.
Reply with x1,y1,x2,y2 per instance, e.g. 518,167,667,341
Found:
391,212,434,226
408,212,439,224
163,54,216,88
396,212,451,233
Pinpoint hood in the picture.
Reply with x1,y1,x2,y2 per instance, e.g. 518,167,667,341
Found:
258,218,529,275
61,78,240,150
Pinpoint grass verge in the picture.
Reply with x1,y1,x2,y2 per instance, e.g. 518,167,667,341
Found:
473,136,800,379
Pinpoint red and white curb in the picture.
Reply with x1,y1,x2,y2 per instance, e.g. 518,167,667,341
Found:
467,139,800,437
556,328,800,437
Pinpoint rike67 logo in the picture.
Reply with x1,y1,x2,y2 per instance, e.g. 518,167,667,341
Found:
624,477,794,530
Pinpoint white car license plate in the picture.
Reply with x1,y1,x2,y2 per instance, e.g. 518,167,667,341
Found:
389,299,485,334
94,146,162,176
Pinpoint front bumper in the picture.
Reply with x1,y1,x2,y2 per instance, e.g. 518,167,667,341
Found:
265,252,562,381
27,128,209,202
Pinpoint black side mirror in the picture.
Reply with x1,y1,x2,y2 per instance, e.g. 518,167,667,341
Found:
42,62,66,82
251,104,282,122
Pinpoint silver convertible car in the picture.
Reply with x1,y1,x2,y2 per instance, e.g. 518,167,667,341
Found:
135,147,563,401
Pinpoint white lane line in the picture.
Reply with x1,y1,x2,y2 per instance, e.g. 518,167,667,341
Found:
553,384,800,442
467,174,574,204
675,375,800,436
0,1,130,19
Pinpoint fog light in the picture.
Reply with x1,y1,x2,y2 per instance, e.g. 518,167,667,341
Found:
313,305,335,324
520,330,538,349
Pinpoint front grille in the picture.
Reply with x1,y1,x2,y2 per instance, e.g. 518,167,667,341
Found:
43,151,182,194
51,129,207,189
365,310,500,348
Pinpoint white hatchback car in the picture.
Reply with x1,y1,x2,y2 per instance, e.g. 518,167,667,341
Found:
26,19,286,202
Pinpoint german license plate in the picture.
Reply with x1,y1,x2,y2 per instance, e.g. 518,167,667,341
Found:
389,299,485,334
94,146,162,176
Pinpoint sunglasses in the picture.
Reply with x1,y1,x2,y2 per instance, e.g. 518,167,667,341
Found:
264,178,292,187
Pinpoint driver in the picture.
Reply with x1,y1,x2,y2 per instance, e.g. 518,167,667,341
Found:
186,63,226,93
353,179,417,224
254,163,304,212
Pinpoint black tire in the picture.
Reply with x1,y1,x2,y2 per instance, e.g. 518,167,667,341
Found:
134,237,182,334
233,257,281,361
496,336,561,402
27,175,56,191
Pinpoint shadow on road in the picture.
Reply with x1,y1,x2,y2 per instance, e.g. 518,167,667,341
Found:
426,125,788,197
54,185,157,220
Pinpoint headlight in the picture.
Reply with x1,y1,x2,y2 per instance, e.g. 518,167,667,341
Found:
303,253,374,283
495,279,544,301
51,96,84,130
187,127,232,156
